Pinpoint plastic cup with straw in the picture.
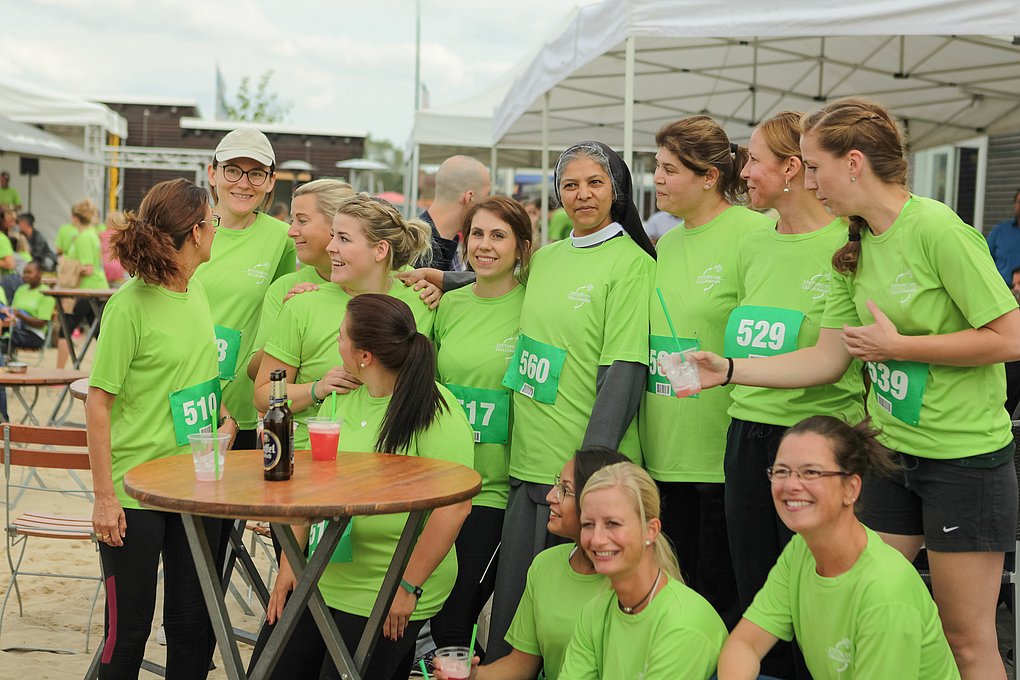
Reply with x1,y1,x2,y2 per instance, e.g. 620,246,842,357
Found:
655,287,702,398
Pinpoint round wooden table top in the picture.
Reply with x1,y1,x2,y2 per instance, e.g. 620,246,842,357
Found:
43,287,117,299
0,367,88,386
70,377,89,401
124,450,482,524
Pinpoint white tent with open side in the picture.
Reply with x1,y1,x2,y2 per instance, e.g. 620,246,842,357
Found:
492,0,1020,235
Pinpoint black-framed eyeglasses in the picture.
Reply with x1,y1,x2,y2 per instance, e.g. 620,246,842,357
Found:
553,474,575,503
766,466,850,482
200,215,221,228
220,164,270,186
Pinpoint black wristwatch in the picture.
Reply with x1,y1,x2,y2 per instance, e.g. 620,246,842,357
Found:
400,578,424,599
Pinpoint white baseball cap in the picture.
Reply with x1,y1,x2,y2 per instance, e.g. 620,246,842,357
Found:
214,127,275,167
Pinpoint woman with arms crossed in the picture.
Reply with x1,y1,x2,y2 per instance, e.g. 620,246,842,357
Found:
87,179,237,678
719,416,958,679
693,97,1020,679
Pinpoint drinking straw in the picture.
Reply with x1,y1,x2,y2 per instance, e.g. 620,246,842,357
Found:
330,391,338,419
655,287,684,356
418,659,430,680
212,414,219,479
469,623,478,665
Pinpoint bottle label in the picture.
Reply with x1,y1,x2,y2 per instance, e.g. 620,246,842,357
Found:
263,429,284,471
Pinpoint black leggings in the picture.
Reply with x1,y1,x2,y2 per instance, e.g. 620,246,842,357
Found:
97,508,223,680
251,602,426,680
429,505,504,657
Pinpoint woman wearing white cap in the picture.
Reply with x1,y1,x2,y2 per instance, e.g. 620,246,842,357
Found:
194,127,297,449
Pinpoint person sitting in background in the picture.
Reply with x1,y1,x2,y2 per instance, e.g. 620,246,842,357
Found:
270,201,290,223
4,261,55,352
16,213,57,271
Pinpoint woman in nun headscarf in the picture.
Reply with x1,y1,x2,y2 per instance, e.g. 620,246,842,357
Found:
486,140,656,661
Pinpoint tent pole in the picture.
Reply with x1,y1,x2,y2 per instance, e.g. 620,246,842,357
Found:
624,35,635,169
541,91,550,246
490,146,498,195
410,144,421,218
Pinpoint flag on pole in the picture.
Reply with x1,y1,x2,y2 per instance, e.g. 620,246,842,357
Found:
421,82,430,110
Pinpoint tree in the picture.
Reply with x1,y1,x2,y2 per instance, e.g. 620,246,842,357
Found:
223,70,292,123
365,135,405,193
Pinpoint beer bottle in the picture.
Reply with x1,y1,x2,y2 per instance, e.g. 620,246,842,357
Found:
263,368,293,481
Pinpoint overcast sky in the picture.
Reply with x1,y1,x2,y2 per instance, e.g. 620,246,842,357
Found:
6,0,594,145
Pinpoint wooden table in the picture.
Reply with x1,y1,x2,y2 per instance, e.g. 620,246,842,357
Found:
124,450,481,680
0,367,88,425
69,377,89,402
42,287,116,370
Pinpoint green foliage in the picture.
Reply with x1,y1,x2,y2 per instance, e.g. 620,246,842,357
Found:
365,135,405,192
223,71,292,123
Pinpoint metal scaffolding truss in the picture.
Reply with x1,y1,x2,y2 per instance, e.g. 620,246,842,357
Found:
104,145,212,211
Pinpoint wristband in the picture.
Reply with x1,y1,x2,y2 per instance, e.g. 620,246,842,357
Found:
310,379,323,404
721,357,735,386
400,578,424,599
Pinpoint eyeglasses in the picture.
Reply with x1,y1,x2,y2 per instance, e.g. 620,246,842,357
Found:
220,164,270,186
200,215,220,228
767,466,850,482
553,474,575,503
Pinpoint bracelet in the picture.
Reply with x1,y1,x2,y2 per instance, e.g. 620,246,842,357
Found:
400,578,424,599
721,357,735,386
310,379,323,404
218,414,238,429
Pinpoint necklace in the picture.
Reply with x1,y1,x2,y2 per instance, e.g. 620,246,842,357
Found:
619,568,662,614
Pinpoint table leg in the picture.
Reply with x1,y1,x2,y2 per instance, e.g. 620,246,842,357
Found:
252,520,359,680
76,298,105,369
353,510,426,676
10,386,39,425
51,299,78,369
180,514,248,680
226,522,271,609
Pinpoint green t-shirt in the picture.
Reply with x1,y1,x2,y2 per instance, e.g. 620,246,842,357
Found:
67,226,108,289
88,278,220,509
265,279,435,450
506,544,609,680
0,186,21,207
510,236,653,483
0,231,12,272
729,219,866,426
549,208,573,242
249,265,329,361
314,383,474,619
56,223,77,255
434,283,524,510
11,283,56,339
745,527,958,680
821,195,1016,457
193,212,297,429
559,578,727,680
639,206,773,483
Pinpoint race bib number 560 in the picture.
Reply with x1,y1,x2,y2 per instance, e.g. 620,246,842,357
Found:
501,334,567,405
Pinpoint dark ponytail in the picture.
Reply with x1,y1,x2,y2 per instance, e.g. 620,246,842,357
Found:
110,178,207,287
344,294,447,454
832,218,867,275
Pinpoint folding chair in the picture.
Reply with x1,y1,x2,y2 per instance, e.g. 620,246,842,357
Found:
0,423,102,653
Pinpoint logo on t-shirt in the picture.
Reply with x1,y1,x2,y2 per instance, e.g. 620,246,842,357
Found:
494,336,517,361
696,264,723,291
889,269,919,304
247,262,272,285
801,272,831,300
567,284,594,309
827,638,853,673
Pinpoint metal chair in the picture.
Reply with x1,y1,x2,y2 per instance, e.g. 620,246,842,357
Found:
0,423,102,652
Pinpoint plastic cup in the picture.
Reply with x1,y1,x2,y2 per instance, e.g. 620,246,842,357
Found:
188,432,231,481
307,417,342,462
658,350,702,398
434,646,471,680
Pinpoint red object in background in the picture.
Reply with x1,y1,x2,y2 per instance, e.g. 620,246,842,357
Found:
99,229,125,283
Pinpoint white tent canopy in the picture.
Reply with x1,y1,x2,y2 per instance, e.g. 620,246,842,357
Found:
0,76,127,139
0,116,96,163
493,0,1020,158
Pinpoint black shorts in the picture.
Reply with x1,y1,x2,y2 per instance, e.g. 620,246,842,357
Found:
859,442,1018,552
